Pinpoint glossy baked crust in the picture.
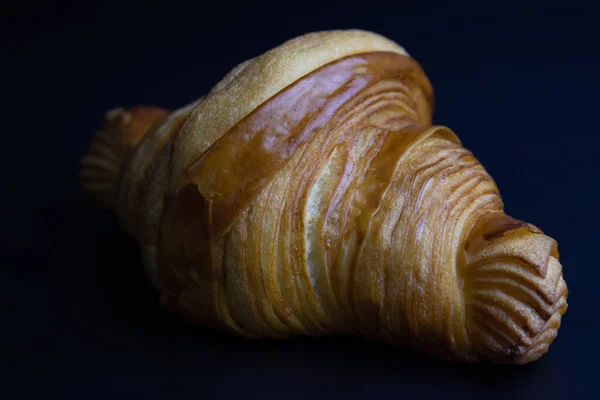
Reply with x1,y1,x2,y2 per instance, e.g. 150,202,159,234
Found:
81,30,567,364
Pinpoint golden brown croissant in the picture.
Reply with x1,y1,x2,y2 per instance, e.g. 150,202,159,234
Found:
81,30,567,364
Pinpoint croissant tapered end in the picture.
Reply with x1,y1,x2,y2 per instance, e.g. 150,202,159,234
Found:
80,106,167,208
462,213,568,364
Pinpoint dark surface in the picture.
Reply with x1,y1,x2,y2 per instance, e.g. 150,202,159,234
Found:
3,1,599,398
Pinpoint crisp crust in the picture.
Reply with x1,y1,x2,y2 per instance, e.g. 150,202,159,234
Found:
117,100,200,240
169,30,407,191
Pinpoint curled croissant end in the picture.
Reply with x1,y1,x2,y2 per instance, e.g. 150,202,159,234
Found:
80,30,567,364
80,106,167,208
462,213,568,363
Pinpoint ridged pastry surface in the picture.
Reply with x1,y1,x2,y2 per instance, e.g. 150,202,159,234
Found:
81,30,567,364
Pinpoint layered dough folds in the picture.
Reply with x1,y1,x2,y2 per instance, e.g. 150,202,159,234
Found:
84,30,567,364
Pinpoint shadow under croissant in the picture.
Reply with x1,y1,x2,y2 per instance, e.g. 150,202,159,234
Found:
83,216,160,320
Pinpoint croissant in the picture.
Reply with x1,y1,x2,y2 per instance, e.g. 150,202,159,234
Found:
81,30,567,364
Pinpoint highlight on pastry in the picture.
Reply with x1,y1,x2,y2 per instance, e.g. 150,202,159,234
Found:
80,30,567,364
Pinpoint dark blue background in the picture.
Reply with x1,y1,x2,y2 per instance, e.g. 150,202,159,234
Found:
3,1,599,398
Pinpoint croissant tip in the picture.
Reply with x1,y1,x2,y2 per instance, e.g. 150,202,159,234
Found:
466,249,567,364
